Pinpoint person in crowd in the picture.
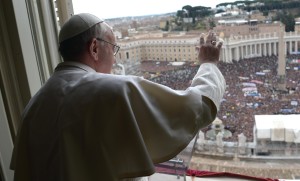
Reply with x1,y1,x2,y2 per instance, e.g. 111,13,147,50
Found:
10,13,225,181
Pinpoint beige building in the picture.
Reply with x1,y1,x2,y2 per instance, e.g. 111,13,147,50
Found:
295,24,300,33
220,29,300,62
249,12,267,23
159,21,167,29
116,34,199,64
214,21,282,38
116,23,300,64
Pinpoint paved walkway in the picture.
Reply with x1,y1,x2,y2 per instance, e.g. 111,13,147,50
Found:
189,154,300,180
149,173,293,181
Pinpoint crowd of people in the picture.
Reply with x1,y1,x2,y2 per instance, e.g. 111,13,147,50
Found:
131,55,300,142
150,63,199,90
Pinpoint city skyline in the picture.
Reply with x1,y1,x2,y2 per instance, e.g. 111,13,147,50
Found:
72,0,237,19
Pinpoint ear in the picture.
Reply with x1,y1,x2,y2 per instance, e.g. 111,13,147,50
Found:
89,38,99,60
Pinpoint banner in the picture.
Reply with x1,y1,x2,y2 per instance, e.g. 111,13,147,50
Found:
238,76,249,80
289,59,300,64
291,101,298,106
255,72,266,76
251,80,264,84
244,92,260,97
242,82,256,87
242,87,257,92
280,108,295,113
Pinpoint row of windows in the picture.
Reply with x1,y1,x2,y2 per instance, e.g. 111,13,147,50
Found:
126,52,195,58
139,57,192,61
125,54,196,62
249,27,258,31
143,54,192,57
125,40,189,46
124,49,194,57
121,44,193,48
124,47,193,52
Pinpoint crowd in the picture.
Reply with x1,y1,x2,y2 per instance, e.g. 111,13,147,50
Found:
150,63,199,90
130,55,300,142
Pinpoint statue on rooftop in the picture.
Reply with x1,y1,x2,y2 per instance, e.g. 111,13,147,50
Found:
206,117,232,141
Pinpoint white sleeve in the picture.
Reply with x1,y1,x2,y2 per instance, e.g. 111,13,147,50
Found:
191,63,226,110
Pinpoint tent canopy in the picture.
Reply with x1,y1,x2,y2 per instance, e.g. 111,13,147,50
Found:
255,115,300,143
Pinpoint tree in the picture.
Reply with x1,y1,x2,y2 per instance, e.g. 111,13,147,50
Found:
164,21,170,31
262,11,268,17
190,6,212,24
284,13,295,32
176,10,184,18
209,19,216,29
216,9,225,14
182,5,193,18
274,11,295,32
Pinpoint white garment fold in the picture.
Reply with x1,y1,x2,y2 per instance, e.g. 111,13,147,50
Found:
11,62,225,181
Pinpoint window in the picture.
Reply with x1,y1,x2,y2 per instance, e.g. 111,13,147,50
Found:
0,0,64,179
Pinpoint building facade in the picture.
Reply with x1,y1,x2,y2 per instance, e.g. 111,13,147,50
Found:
117,35,199,64
116,26,300,64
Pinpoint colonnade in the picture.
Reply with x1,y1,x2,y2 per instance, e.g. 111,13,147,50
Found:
221,32,300,62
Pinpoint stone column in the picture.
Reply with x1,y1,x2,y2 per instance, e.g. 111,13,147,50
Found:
285,142,292,156
254,43,257,56
224,46,229,63
236,46,240,60
195,131,206,153
268,42,272,56
274,42,277,56
229,48,232,62
238,133,247,155
277,25,286,90
241,45,244,59
250,43,253,57
296,41,298,53
264,43,267,56
225,38,229,62
289,41,292,53
216,132,224,154
221,48,225,62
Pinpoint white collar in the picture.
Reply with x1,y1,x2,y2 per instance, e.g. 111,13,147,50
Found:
55,61,96,73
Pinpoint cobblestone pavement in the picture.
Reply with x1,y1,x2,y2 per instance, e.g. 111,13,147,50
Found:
189,154,300,180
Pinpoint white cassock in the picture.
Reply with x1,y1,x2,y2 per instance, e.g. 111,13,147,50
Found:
10,61,225,181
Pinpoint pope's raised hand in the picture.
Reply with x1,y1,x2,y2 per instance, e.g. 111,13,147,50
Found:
196,31,223,64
